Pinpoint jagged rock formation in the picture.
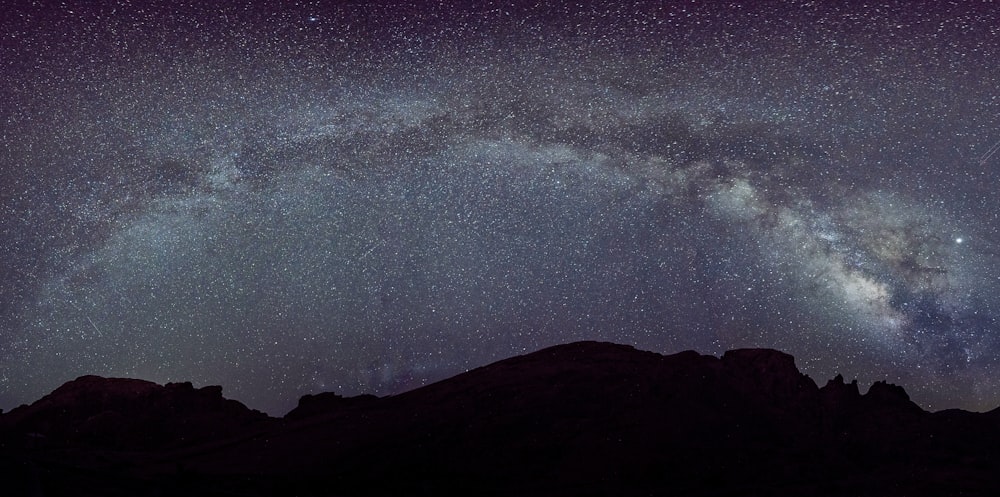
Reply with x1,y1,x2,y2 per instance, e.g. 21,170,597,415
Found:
3,341,1000,496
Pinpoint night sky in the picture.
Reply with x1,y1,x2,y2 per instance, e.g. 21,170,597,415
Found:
4,1,1000,415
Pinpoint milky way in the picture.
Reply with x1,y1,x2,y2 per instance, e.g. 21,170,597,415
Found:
4,1,1000,414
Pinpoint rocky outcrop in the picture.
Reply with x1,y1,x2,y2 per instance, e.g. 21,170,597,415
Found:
285,392,378,421
0,376,272,450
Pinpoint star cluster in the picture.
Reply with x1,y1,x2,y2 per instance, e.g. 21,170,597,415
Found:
3,1,1000,414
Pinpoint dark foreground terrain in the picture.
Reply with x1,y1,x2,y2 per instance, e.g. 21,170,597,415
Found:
3,341,1000,496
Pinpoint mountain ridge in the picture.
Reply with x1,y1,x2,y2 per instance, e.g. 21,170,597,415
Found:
3,341,1000,496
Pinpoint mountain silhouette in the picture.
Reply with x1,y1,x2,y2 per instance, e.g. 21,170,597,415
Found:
3,341,1000,496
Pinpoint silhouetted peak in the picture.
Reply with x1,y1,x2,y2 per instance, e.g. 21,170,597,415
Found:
818,374,865,428
720,348,817,404
722,348,797,370
285,392,379,420
865,380,919,411
51,375,160,401
721,348,804,383
0,376,161,426
866,380,908,399
0,375,272,450
820,374,861,396
524,340,649,362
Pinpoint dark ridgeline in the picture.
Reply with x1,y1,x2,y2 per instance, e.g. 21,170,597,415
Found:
2,341,1000,496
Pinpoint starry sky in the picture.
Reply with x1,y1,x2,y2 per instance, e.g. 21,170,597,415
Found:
4,0,1000,415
